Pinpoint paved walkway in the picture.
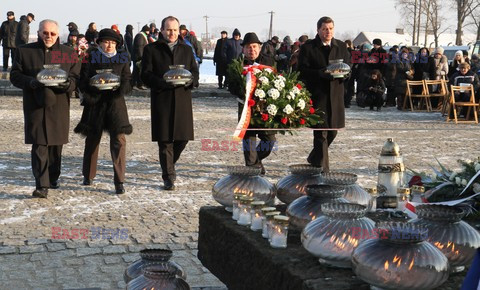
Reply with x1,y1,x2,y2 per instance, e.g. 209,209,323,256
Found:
0,85,478,289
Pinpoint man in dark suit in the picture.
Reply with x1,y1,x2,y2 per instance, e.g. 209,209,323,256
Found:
298,16,351,172
141,16,199,191
10,19,81,198
213,30,228,89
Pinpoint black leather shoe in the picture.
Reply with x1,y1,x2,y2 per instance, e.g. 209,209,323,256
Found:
83,178,93,186
115,183,125,194
50,181,59,189
164,180,175,190
32,188,48,198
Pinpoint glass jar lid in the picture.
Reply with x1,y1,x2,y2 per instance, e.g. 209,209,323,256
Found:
251,201,266,209
228,166,262,176
305,184,345,199
239,196,254,205
273,215,290,225
366,187,378,196
397,187,410,195
265,211,281,220
261,207,277,213
411,185,425,193
321,172,357,185
288,164,323,175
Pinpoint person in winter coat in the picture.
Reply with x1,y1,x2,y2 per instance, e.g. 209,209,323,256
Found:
430,47,448,81
0,11,18,71
384,48,398,107
124,24,134,58
277,36,293,72
261,36,279,64
228,32,275,175
179,25,200,63
110,24,124,49
141,16,199,191
132,25,150,89
449,62,480,118
85,22,99,45
367,38,387,75
66,21,79,41
363,69,386,111
470,54,480,77
74,29,132,194
448,50,465,78
10,19,81,198
394,47,414,109
15,13,34,47
213,30,228,89
190,31,203,65
298,16,350,171
223,28,242,88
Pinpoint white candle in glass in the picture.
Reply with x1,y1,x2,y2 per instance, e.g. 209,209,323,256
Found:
232,207,239,220
250,213,263,231
270,231,287,248
237,209,251,226
262,217,269,238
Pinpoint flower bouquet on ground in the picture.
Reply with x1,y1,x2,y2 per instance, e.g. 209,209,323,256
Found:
227,57,323,139
407,157,480,203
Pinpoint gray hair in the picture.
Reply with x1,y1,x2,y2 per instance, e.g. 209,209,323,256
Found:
38,19,59,32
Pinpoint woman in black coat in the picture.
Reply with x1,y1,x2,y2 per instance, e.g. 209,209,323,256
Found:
74,29,132,194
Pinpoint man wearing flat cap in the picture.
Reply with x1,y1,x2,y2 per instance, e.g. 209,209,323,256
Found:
15,13,34,47
10,19,81,198
0,11,18,71
229,32,275,174
75,28,132,195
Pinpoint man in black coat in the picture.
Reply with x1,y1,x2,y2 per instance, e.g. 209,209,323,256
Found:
10,19,81,198
141,16,199,191
15,13,34,47
213,30,228,89
0,11,18,71
229,32,275,174
132,25,150,89
298,16,350,172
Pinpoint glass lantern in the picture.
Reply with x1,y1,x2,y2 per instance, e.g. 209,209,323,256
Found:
411,185,425,203
237,196,254,226
269,215,289,249
321,172,371,206
163,65,193,85
250,201,266,231
261,208,278,238
263,211,281,239
36,64,68,86
89,69,121,90
275,164,323,204
396,187,411,211
325,59,351,78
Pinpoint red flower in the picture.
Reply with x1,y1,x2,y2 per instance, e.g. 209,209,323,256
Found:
296,84,302,90
242,70,248,75
309,107,315,114
248,99,255,107
408,175,424,187
261,114,269,121
281,117,288,125
299,118,306,125
309,99,313,105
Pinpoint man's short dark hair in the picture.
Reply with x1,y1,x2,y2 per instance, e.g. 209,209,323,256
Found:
161,16,180,30
317,16,334,29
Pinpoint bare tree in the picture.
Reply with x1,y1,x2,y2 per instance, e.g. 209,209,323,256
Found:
427,0,449,48
466,3,480,40
395,0,423,45
452,0,480,45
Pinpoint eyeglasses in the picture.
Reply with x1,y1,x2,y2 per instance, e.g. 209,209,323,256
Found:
42,31,57,37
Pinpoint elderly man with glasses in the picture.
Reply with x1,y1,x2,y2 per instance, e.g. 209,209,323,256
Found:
10,19,81,198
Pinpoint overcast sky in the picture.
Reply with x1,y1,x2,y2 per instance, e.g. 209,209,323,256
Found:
6,0,403,41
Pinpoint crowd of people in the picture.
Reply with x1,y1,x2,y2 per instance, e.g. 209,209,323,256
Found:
3,9,480,198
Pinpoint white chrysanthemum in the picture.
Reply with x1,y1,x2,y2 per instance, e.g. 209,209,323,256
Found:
277,75,286,82
461,179,468,186
297,99,306,110
283,104,294,114
264,68,273,73
267,88,280,100
287,91,295,100
274,79,285,90
255,89,266,99
292,86,300,94
259,76,269,85
267,104,277,115
253,68,261,74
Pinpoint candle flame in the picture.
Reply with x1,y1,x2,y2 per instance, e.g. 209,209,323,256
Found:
434,241,444,249
311,215,316,220
408,258,414,270
384,260,389,270
393,255,400,263
330,234,336,242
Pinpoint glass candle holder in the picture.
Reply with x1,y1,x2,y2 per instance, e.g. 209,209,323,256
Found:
261,208,278,238
366,187,378,212
232,193,246,221
270,215,289,249
250,201,266,231
396,187,410,210
411,185,425,203
263,211,281,239
237,196,254,226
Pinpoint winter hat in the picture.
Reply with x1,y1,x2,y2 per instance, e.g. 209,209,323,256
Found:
272,36,279,42
372,38,382,46
241,32,262,46
96,28,122,44
455,50,463,57
361,42,373,52
126,24,133,33
232,28,241,37
179,24,187,31
6,11,14,16
111,25,120,34
27,13,35,20
283,36,293,45
189,31,196,37
221,30,227,35
141,25,150,32
434,47,444,55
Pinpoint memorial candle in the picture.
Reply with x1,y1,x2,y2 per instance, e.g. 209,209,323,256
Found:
237,196,254,226
261,208,278,238
270,215,289,249
250,201,266,231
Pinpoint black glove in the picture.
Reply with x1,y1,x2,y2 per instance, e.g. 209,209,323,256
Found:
51,80,71,93
184,79,194,88
29,79,44,90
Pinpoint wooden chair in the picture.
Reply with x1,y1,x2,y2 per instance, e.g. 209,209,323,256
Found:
446,85,479,124
403,80,430,111
424,79,448,114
